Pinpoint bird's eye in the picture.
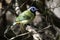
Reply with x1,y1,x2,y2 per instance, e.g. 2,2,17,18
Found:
31,8,35,11
32,8,34,10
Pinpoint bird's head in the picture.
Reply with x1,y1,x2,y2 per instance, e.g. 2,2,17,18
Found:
29,6,38,13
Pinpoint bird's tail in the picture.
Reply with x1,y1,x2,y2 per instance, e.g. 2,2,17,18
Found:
10,22,25,35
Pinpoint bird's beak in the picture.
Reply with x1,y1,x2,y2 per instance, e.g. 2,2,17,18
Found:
36,8,38,11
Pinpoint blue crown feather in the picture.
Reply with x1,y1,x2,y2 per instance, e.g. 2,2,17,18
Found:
29,6,38,13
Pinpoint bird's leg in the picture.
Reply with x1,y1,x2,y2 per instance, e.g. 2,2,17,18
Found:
20,24,25,33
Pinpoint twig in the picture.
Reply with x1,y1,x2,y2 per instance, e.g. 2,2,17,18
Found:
20,0,30,8
9,25,51,40
38,24,52,32
9,32,30,40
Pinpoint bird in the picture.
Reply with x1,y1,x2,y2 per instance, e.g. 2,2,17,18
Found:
11,6,38,34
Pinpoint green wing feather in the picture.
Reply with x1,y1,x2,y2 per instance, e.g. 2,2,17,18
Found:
16,10,35,24
14,10,35,33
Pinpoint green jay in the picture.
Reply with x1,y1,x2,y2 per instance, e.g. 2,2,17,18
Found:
11,6,38,33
